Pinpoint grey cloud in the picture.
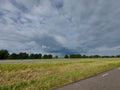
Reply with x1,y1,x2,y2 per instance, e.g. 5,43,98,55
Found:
0,0,120,55
51,0,64,9
11,0,29,13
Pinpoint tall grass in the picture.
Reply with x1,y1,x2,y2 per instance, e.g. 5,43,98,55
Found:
0,58,120,90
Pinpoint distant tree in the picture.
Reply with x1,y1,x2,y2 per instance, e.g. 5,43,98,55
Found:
111,56,115,58
64,55,69,58
101,56,109,58
42,54,53,59
29,54,35,59
116,55,120,58
38,54,42,59
70,54,81,58
93,55,100,58
0,50,9,59
29,53,42,59
82,55,88,58
33,54,39,59
48,54,53,59
55,55,59,58
43,54,48,59
9,53,19,59
18,52,29,59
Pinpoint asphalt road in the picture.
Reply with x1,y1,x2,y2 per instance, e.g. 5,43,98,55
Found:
54,67,120,90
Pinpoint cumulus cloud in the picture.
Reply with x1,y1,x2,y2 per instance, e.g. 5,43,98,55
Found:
0,0,120,55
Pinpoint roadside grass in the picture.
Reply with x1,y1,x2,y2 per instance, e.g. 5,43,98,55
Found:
0,58,120,90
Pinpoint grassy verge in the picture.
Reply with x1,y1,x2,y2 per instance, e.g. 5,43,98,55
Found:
0,58,120,90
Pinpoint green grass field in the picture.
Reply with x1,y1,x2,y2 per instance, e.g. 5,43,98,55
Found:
0,58,120,90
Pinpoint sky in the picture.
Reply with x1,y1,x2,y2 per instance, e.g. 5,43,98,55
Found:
0,0,120,55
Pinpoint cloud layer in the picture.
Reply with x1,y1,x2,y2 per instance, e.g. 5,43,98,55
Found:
0,0,120,55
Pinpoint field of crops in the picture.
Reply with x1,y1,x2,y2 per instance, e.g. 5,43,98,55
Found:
0,58,120,90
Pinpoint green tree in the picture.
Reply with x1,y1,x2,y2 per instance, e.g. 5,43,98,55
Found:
55,55,59,58
48,54,53,59
64,55,69,58
70,54,81,58
0,50,9,59
9,53,19,59
18,52,29,59
42,54,53,59
29,53,42,59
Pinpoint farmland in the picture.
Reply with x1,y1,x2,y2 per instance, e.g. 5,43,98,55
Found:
0,58,120,90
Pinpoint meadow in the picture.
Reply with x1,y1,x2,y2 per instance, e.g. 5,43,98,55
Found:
0,58,120,90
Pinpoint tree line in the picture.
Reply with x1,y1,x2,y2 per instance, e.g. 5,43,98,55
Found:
0,50,53,60
64,54,120,58
0,50,120,60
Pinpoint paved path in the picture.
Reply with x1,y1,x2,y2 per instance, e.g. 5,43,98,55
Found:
54,67,120,90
